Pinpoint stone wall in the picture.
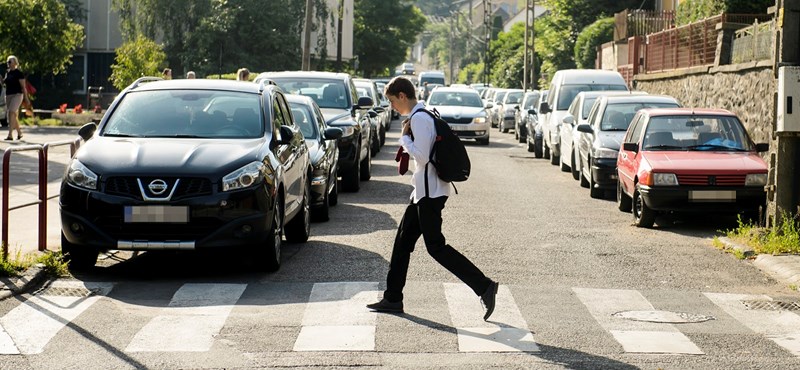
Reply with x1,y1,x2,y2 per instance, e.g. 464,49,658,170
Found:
634,66,775,146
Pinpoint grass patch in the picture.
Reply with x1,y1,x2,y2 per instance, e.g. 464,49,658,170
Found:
0,248,70,278
722,213,800,255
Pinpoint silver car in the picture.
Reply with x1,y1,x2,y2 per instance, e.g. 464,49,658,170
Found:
499,89,524,133
426,87,491,145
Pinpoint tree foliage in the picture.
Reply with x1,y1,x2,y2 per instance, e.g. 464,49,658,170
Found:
109,36,166,90
414,0,452,17
355,0,426,77
574,17,614,69
0,0,84,75
676,0,773,25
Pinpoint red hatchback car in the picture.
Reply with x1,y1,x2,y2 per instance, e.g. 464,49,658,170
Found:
616,108,769,228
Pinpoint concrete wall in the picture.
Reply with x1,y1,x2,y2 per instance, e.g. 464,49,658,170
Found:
634,64,775,146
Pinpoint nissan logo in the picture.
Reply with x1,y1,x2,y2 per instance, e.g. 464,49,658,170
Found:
148,179,168,195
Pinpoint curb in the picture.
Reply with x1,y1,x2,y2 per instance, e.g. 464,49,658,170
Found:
717,237,800,287
0,264,48,301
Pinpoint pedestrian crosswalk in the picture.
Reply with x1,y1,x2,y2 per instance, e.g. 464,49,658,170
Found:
0,280,799,361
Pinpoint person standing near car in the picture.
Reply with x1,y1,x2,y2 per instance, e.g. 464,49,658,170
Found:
3,56,28,141
366,76,499,321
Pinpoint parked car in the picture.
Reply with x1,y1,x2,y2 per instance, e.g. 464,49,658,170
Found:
515,90,540,143
417,70,446,98
539,70,628,166
575,94,680,198
558,91,641,178
616,108,769,228
488,89,508,128
287,94,343,221
256,71,373,192
60,78,312,271
525,90,548,157
373,79,399,120
425,86,491,145
470,83,492,97
498,89,523,133
354,78,388,154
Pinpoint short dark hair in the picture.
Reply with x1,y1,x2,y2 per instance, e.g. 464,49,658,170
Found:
384,76,416,100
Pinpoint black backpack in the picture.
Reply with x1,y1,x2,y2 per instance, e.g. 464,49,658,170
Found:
410,109,471,193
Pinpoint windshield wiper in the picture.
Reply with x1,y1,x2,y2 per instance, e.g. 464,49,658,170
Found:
602,128,627,131
644,144,683,150
171,134,205,138
103,133,136,137
687,144,746,151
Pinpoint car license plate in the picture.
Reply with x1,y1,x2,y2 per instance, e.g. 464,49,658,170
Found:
124,206,189,223
689,190,736,202
449,124,468,131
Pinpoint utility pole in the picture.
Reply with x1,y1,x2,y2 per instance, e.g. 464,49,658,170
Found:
302,0,314,71
523,0,537,91
336,0,344,72
523,0,531,91
450,7,456,85
483,0,491,86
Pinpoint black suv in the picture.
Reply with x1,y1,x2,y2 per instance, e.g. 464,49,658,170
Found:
255,71,373,192
60,78,312,271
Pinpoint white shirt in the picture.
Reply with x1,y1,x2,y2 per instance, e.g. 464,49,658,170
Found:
399,102,451,203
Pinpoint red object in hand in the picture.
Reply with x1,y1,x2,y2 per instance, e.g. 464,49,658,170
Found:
74,104,83,114
58,104,68,113
395,147,409,175
93,104,102,113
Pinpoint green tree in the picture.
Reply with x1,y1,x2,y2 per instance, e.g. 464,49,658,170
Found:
109,36,166,90
0,0,84,75
574,17,614,69
414,0,452,17
354,0,426,77
676,0,772,25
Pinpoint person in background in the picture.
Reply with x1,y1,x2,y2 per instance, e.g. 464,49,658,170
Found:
237,68,250,82
186,71,196,79
3,56,29,141
366,76,499,321
162,68,172,80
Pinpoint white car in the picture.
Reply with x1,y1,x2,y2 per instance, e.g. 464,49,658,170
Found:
498,89,523,133
426,87,491,145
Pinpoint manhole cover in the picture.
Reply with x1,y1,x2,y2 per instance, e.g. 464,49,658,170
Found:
612,310,715,324
32,286,97,297
741,300,800,311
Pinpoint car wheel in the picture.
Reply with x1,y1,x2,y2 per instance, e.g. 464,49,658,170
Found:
514,127,519,140
571,150,580,180
502,124,509,133
285,183,311,243
526,137,535,152
589,159,603,199
61,232,98,270
633,187,656,228
313,186,330,223
477,138,489,145
579,158,590,188
559,150,570,172
550,145,559,165
534,137,543,158
257,202,283,272
360,144,372,181
380,125,386,146
518,130,526,143
617,180,632,212
328,178,339,206
341,145,360,192
543,142,550,160
370,130,380,156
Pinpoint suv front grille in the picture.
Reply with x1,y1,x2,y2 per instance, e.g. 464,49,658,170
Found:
104,177,213,200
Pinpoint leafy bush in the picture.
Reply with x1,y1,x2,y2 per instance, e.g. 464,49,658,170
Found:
110,35,167,91
574,17,615,69
676,0,773,26
725,213,800,255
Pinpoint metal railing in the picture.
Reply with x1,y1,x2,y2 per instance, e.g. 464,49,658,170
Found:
731,19,775,64
2,138,81,258
615,9,675,41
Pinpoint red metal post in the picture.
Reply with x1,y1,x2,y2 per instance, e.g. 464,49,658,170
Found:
2,145,45,258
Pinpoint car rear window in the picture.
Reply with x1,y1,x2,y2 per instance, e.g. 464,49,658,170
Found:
270,78,351,110
103,90,263,139
288,103,318,139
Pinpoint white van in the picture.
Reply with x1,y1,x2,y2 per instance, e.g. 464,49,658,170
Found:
539,69,627,165
417,71,446,99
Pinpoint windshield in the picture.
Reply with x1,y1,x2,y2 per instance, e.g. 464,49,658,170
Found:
505,92,523,104
269,78,351,110
103,90,262,138
420,76,445,85
523,94,540,109
643,115,753,151
288,102,318,139
601,102,679,131
494,91,507,104
428,91,483,107
558,84,627,110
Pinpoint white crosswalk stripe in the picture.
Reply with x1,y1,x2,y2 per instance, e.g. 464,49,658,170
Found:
125,283,247,352
444,283,539,352
704,292,800,356
0,281,113,355
293,282,379,351
573,287,703,355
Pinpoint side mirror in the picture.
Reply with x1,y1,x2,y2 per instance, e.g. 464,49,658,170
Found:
755,143,769,152
368,110,378,118
514,105,520,110
623,142,639,153
527,109,537,115
561,115,575,126
277,125,294,144
356,96,373,110
78,122,97,141
576,124,593,134
485,102,494,109
323,127,343,140
540,102,551,114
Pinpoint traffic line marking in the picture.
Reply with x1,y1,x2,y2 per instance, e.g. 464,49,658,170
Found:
444,283,538,352
125,283,246,352
573,288,703,355
704,292,800,356
293,282,379,351
0,281,113,354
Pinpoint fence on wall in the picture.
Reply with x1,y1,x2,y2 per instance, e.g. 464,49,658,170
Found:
731,19,775,64
614,10,675,41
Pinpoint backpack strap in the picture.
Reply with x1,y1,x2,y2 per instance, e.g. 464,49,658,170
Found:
410,109,436,198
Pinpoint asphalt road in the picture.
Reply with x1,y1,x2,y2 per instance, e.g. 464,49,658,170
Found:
1,120,799,369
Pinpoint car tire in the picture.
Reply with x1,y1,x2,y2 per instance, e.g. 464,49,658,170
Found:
341,145,361,192
550,146,559,165
633,187,656,228
571,150,580,180
380,125,386,146
502,124,509,133
0,118,7,128
617,180,632,212
313,187,330,223
543,142,550,160
256,203,283,272
559,151,570,172
534,137,543,158
518,130,525,143
285,184,311,243
477,138,489,145
328,178,339,206
526,138,535,152
370,130,380,157
589,167,604,199
360,144,372,181
514,127,519,140
61,232,98,270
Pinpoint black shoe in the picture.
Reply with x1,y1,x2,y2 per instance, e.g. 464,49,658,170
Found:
481,281,499,321
4,136,12,141
366,298,404,313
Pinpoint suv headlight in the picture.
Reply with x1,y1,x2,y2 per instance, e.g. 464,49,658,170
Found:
222,161,265,192
593,148,618,159
66,160,98,190
472,117,486,124
334,125,356,138
745,173,767,186
653,173,678,186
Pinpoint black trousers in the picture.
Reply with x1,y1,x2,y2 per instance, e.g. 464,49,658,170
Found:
383,196,491,302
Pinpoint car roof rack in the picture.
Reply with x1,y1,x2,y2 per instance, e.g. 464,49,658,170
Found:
129,76,163,90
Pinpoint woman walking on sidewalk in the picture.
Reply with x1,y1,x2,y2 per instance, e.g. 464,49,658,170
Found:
3,55,29,141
